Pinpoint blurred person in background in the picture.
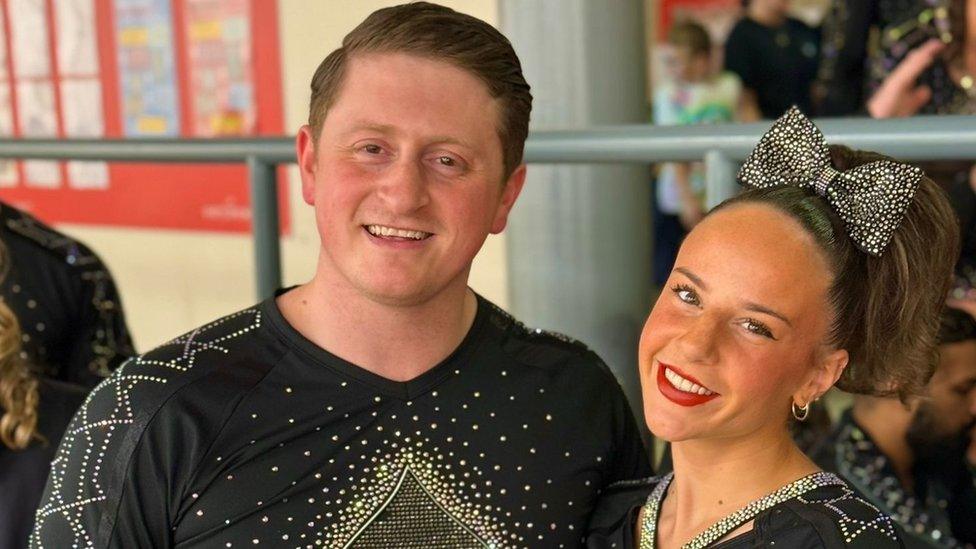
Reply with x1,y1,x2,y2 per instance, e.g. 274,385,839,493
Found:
817,0,976,117
812,307,976,548
724,0,821,118
0,201,134,388
0,239,87,549
652,20,759,286
827,0,976,357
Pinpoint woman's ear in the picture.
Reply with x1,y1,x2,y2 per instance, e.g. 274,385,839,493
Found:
795,348,848,406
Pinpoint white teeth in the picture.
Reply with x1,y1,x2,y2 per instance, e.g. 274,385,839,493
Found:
664,367,715,396
366,225,430,240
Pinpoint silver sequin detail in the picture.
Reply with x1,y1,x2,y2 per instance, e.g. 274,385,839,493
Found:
638,471,896,548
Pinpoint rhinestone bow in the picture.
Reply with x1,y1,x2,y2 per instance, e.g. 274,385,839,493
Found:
737,106,922,256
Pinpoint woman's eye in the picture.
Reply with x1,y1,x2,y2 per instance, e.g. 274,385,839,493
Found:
743,318,775,339
437,156,456,166
671,284,700,307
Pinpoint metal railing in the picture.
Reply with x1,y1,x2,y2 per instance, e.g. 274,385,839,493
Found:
3,114,976,298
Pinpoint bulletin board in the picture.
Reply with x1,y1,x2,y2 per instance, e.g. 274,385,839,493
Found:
0,0,288,234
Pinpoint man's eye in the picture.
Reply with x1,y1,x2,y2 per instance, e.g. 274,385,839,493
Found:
363,144,382,154
437,156,456,166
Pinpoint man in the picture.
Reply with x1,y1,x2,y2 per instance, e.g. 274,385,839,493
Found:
29,4,649,548
813,308,976,548
723,0,820,119
0,201,134,387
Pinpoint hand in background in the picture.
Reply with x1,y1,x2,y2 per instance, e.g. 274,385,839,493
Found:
867,39,946,118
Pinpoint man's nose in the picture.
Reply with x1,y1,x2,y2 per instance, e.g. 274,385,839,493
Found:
376,159,431,214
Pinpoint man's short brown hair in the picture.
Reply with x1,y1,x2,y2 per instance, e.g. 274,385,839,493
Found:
308,2,532,178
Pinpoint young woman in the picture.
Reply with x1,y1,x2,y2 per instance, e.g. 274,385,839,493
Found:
588,107,959,548
1,240,87,549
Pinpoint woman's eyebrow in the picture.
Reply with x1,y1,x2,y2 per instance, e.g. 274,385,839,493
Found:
743,301,793,327
674,267,707,290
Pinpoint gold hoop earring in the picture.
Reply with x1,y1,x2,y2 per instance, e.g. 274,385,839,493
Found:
792,401,810,421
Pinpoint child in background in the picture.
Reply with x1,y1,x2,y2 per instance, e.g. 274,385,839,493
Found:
652,21,756,285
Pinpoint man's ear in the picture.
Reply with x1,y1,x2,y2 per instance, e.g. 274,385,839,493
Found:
490,164,527,234
296,125,318,206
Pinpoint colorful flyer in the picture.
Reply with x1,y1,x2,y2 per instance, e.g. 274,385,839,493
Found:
115,0,180,136
184,0,254,136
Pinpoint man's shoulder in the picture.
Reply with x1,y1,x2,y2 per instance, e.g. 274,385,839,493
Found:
476,297,626,392
31,305,277,548
131,304,269,379
479,297,601,367
86,305,274,424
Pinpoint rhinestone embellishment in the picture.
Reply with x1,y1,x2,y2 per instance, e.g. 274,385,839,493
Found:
639,471,848,549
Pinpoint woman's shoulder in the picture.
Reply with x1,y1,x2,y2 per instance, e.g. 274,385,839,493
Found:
766,482,904,548
586,475,666,548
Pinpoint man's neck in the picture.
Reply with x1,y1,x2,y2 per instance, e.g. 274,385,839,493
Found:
277,265,478,382
851,399,915,488
748,6,787,28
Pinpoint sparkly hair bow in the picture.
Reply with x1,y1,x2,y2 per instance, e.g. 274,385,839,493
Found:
737,106,921,256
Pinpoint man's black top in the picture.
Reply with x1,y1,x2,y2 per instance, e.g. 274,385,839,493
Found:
812,410,976,548
0,203,135,387
1,378,88,549
30,292,651,548
723,16,821,119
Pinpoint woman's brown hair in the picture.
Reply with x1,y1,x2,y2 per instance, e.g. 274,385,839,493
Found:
713,145,960,400
0,240,40,450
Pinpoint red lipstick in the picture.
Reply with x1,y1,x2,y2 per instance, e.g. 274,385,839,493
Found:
656,362,720,407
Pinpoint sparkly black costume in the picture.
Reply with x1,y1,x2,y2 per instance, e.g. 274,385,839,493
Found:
29,292,650,548
817,0,975,116
0,203,135,387
812,410,976,548
586,472,903,548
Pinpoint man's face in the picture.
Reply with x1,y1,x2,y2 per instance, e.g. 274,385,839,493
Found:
296,52,525,306
907,340,976,457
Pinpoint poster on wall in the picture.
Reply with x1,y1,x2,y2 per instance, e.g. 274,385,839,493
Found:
0,0,287,234
116,0,181,136
184,0,254,136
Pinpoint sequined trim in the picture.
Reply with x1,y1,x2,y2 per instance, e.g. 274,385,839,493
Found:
638,471,895,548
320,446,510,548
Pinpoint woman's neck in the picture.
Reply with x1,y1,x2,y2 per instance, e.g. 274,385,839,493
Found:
658,428,819,547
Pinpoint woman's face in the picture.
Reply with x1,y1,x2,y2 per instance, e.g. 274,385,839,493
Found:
640,203,847,443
